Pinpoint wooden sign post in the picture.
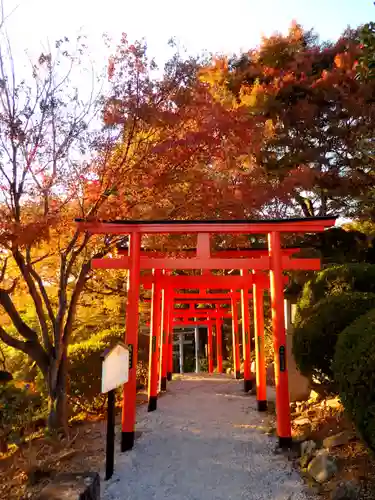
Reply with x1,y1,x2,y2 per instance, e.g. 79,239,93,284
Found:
101,342,129,480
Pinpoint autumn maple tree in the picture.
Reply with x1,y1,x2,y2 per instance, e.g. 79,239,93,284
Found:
200,22,375,218
0,20,262,431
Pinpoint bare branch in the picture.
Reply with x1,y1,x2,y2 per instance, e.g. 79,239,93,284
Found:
0,256,8,282
0,325,49,376
0,288,38,342
14,249,53,353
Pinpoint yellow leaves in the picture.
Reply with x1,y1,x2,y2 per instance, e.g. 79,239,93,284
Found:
264,119,275,139
198,57,234,105
238,80,266,110
334,52,354,70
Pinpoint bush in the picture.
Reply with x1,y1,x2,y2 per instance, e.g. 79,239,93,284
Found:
68,338,108,413
68,332,148,414
0,382,44,452
90,327,123,347
292,292,375,386
333,308,375,452
296,263,375,323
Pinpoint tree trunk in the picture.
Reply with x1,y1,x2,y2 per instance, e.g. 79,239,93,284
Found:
47,353,68,435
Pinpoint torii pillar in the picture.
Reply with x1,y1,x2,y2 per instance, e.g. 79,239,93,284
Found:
240,271,252,392
231,293,241,379
269,232,292,448
216,316,223,373
159,282,169,392
121,233,141,452
207,323,214,373
253,274,267,412
148,269,162,412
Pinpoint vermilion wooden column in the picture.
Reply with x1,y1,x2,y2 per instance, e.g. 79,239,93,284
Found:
167,296,173,381
268,232,292,449
160,282,169,392
121,232,141,452
252,277,267,412
231,293,241,379
148,269,162,412
216,315,223,373
240,272,252,392
207,323,214,373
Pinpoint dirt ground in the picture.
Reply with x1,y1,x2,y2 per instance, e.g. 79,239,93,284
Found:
0,393,149,500
2,386,375,499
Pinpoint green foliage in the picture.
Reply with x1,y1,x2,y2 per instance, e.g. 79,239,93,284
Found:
357,21,375,81
296,263,375,323
0,382,44,450
292,292,375,385
68,328,148,414
333,308,375,451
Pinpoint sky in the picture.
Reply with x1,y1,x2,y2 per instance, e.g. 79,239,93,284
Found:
3,0,375,69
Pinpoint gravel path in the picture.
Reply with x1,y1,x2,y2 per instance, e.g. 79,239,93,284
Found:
103,374,313,500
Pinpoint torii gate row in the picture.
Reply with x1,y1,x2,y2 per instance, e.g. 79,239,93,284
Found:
77,216,336,451
134,274,289,397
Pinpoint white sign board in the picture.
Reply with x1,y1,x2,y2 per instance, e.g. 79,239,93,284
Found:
101,343,129,393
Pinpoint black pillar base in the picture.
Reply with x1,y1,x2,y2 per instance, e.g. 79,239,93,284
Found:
160,377,167,392
257,400,268,412
235,371,241,380
278,436,293,450
148,396,157,412
121,431,135,452
243,379,253,392
167,372,172,381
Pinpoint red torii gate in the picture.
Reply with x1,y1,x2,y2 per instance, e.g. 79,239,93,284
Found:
76,217,336,450
172,307,231,374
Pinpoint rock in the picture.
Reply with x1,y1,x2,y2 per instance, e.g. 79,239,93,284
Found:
290,402,297,412
38,472,100,500
299,440,317,468
309,389,321,403
301,439,317,457
323,431,355,449
330,480,360,500
294,417,311,427
325,397,342,409
300,453,313,469
308,450,337,483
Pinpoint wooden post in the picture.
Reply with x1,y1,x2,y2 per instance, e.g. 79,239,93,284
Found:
194,327,200,373
179,331,184,373
105,389,115,480
240,272,252,392
160,282,168,392
167,295,173,381
216,316,223,373
207,323,214,373
253,278,267,412
231,294,241,379
148,269,162,412
269,232,292,449
121,233,141,452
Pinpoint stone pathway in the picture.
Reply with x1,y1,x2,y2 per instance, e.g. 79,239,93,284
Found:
103,374,313,500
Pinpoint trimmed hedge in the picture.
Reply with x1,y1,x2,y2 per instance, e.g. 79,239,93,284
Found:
333,308,375,452
296,263,375,324
68,329,148,414
292,292,375,385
